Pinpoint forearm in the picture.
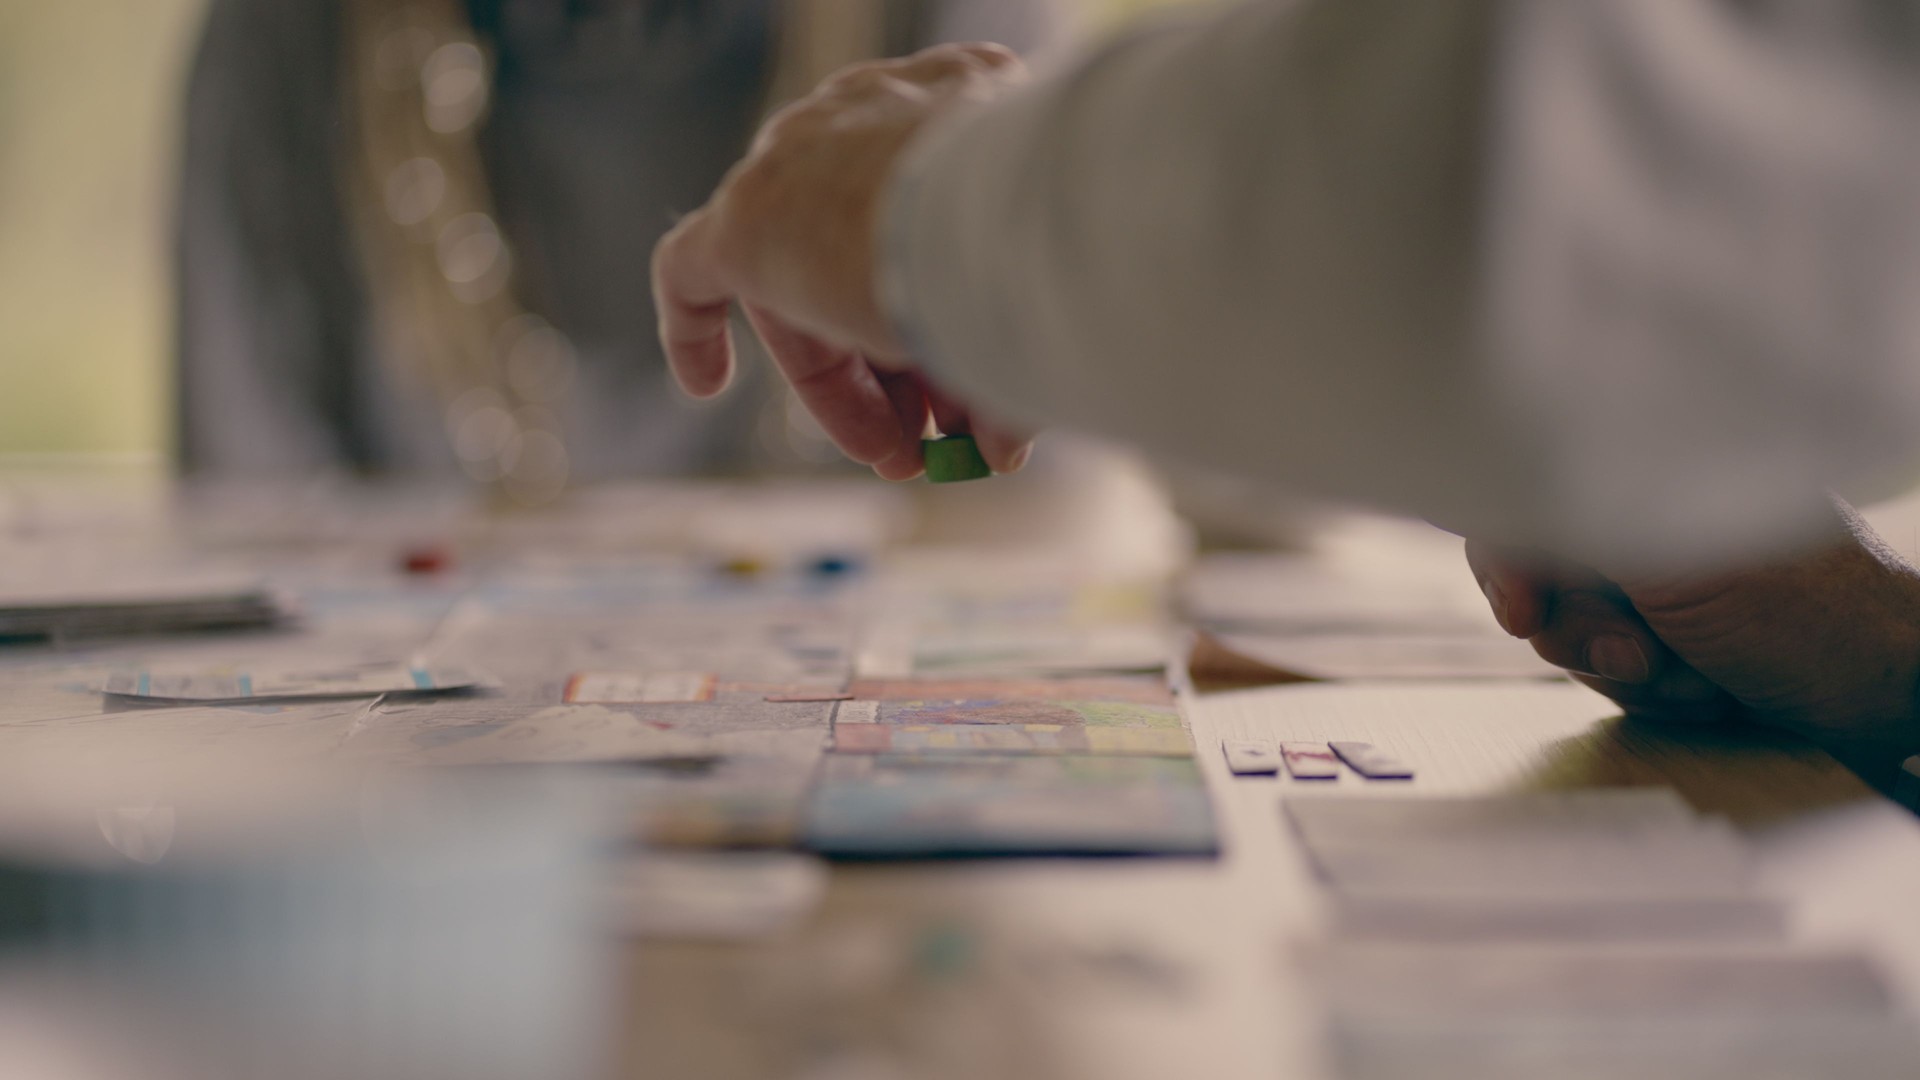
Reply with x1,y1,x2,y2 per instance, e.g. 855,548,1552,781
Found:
885,0,1920,565
884,0,1524,522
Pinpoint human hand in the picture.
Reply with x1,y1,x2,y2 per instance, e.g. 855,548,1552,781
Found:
1465,499,1920,789
651,44,1034,481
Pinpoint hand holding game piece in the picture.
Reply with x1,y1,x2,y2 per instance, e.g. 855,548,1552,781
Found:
922,435,992,484
651,44,1033,481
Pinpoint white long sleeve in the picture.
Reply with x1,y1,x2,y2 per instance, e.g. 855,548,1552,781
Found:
883,0,1920,564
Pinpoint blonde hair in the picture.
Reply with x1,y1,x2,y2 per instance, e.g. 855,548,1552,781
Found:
341,0,884,504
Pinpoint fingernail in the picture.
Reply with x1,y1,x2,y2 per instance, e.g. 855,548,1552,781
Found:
1006,445,1032,473
1480,580,1513,635
1589,635,1651,684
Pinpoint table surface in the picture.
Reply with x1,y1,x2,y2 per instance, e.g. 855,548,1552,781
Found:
2,469,1916,1080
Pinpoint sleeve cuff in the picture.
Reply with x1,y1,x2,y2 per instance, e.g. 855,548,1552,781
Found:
874,101,992,399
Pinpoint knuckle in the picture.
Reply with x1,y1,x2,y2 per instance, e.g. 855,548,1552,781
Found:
957,44,1026,77
708,167,779,269
912,54,976,80
898,44,1017,83
757,102,815,146
1529,632,1582,671
963,42,1019,64
722,154,780,216
821,60,891,94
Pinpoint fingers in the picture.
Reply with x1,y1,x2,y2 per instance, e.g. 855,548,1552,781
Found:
652,210,737,398
1522,582,1732,714
926,384,970,441
946,42,1022,69
1465,539,1731,709
1525,588,1663,684
871,370,930,482
1464,540,1552,638
970,421,1034,474
923,383,1032,474
896,42,1024,80
820,44,1024,103
742,304,914,467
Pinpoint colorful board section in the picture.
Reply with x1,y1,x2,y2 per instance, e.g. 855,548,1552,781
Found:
832,676,1191,757
804,754,1217,858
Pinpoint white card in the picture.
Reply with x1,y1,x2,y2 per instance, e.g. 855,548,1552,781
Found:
1329,741,1414,780
102,664,482,702
562,671,717,704
1223,738,1281,775
1280,741,1342,780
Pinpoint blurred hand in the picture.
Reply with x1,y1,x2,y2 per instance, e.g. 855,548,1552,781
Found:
651,44,1034,481
1466,499,1920,789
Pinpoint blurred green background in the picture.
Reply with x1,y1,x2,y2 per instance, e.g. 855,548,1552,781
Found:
0,0,1194,463
0,1,204,461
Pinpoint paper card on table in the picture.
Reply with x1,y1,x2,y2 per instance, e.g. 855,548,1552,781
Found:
0,701,373,771
563,670,718,704
803,754,1217,858
833,722,1191,757
903,623,1172,677
1325,892,1788,944
1280,742,1342,780
360,698,831,766
101,664,483,702
1305,826,1755,901
846,676,1174,705
1330,1016,1920,1080
1192,628,1558,684
1306,941,1894,1022
1283,790,1699,846
1329,741,1413,780
1222,739,1281,775
0,661,119,725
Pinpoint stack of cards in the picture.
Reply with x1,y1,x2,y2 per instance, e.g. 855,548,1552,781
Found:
0,570,292,641
1284,791,1918,1077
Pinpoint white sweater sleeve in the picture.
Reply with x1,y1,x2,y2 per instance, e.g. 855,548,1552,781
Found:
882,0,1920,565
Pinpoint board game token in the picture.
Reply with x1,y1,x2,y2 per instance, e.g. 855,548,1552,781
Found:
923,435,992,483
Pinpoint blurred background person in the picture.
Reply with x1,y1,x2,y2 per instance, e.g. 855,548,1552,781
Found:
173,0,1068,504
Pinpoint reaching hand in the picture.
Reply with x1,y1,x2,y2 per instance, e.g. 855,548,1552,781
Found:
651,44,1034,481
1466,499,1920,789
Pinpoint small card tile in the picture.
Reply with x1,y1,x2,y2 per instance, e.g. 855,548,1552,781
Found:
1328,741,1413,780
564,671,717,704
1280,742,1342,780
1222,739,1281,776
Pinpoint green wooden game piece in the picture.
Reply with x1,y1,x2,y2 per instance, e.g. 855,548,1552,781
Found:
922,435,992,483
